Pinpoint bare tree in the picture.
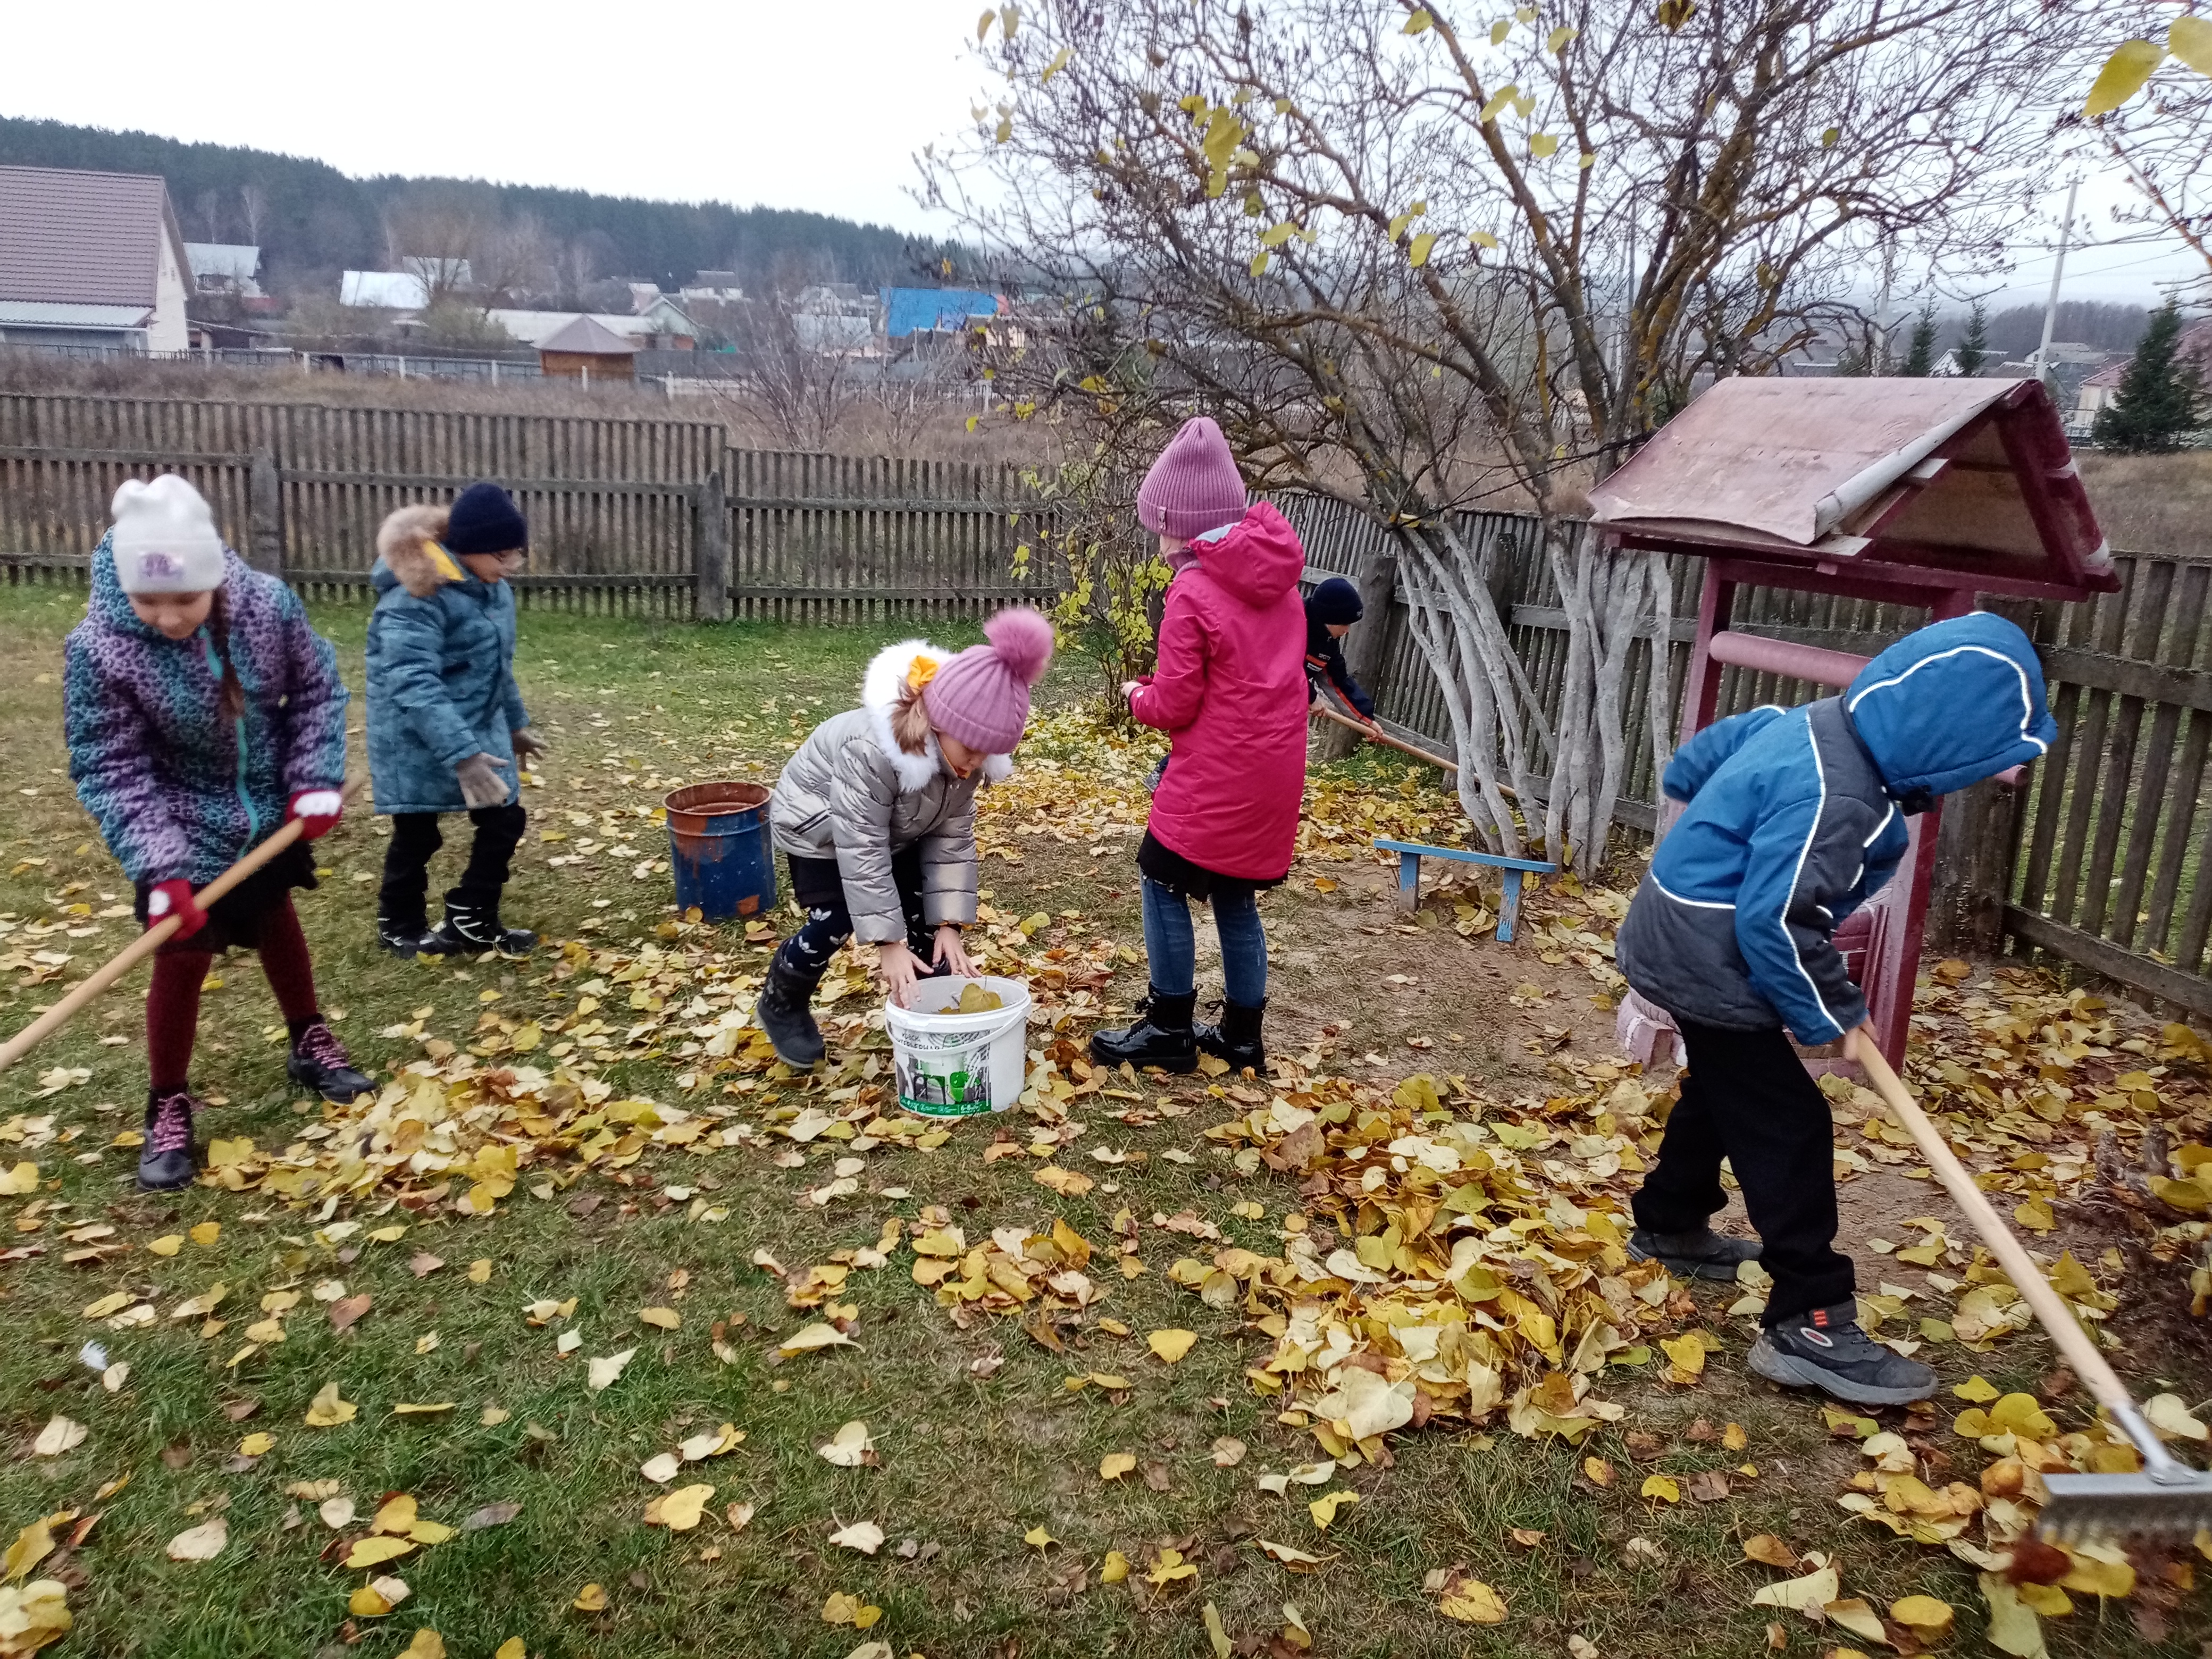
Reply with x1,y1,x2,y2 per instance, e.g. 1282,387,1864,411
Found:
191,189,226,244
2075,60,2212,298
721,291,862,451
926,0,2112,869
381,195,485,306
237,183,269,249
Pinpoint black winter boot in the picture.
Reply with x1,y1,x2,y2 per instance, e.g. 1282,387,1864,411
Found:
376,908,430,959
1749,1300,1936,1406
1090,988,1199,1073
756,942,827,1067
1194,998,1266,1074
1627,1225,1763,1282
421,903,535,957
287,1020,376,1104
139,1088,204,1191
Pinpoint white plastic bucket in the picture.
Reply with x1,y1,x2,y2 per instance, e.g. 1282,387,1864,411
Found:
885,975,1030,1119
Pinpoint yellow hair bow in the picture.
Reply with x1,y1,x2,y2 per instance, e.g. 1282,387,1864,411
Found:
905,655,940,693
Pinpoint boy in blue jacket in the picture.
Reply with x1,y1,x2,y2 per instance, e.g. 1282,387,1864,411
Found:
366,485,544,956
1614,613,2054,1406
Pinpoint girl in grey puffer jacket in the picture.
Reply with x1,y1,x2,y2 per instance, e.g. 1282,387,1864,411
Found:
758,608,1053,1065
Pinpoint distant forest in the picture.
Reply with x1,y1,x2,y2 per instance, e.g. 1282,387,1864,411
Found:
0,116,954,298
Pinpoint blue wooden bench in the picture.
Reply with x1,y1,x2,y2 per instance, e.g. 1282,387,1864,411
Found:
1372,839,1560,943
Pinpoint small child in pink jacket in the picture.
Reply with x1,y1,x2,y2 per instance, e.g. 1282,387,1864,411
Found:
1092,417,1310,1076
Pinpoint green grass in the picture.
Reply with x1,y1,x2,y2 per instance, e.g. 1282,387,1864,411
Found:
0,582,2205,1658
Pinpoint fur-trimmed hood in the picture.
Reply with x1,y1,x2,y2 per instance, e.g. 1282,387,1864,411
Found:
373,504,465,599
861,637,1015,794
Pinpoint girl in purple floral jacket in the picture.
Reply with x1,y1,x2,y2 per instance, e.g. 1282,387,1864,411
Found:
64,476,370,1190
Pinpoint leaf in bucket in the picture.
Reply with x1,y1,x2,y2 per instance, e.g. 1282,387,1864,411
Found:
957,983,1006,1013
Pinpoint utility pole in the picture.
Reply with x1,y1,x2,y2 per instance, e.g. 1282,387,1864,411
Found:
2034,177,2081,384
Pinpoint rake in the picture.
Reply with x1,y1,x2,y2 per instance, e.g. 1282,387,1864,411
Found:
0,778,365,1076
1852,1032,2212,1543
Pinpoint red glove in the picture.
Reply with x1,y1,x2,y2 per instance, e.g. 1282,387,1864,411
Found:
289,789,343,841
146,878,207,941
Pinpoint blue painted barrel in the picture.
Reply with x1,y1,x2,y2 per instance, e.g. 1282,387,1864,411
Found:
664,782,777,921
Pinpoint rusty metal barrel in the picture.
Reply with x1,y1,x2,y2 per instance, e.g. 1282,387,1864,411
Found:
663,782,777,921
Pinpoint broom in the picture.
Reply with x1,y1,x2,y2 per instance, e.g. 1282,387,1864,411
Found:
1850,1030,2212,1542
0,779,364,1076
1311,698,1462,775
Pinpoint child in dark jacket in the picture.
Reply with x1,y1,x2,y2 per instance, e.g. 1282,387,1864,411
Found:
1303,576,1380,728
64,476,368,1191
1614,611,2054,1406
366,485,543,957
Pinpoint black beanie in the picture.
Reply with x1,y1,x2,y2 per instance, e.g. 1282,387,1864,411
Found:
1307,576,1363,626
445,482,528,556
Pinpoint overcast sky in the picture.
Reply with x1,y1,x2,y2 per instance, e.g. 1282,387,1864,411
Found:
0,0,982,235
1,1,2203,312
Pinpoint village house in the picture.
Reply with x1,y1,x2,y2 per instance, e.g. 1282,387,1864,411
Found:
0,164,191,354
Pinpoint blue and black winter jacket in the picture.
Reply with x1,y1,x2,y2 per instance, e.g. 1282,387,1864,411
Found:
1615,613,2055,1043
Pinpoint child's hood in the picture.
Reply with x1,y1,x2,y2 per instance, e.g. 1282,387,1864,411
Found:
373,505,472,599
860,637,1013,794
86,535,247,644
1191,500,1304,609
1844,612,2056,802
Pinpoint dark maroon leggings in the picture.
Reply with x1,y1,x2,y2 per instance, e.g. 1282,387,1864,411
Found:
146,895,320,1093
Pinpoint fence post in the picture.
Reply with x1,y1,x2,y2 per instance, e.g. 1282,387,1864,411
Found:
248,448,284,576
1313,547,1401,760
694,470,731,623
1928,775,2023,955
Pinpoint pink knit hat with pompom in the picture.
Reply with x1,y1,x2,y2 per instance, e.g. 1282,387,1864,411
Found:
923,608,1055,754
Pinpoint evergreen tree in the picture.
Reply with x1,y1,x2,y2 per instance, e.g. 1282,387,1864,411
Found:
1901,301,1938,376
2092,299,2206,454
1952,300,1990,376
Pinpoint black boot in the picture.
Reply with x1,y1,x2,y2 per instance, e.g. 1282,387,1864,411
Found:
1628,1226,1763,1281
1195,998,1266,1074
287,1020,376,1104
138,1088,203,1191
756,942,826,1067
376,908,429,959
1090,988,1199,1073
421,903,535,957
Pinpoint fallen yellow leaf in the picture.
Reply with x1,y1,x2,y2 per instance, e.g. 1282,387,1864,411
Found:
1640,1474,1680,1503
1309,1489,1360,1528
1147,1329,1197,1364
189,1221,221,1246
1100,1453,1137,1481
573,1583,607,1612
1101,1549,1131,1583
304,1382,356,1427
1438,1580,1509,1624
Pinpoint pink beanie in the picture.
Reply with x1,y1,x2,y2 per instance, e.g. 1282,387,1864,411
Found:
923,607,1055,754
1137,416,1248,540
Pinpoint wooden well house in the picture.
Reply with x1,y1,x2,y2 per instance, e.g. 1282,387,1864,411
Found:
537,314,640,383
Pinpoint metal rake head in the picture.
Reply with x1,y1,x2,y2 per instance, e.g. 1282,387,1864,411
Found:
2039,1470,2212,1545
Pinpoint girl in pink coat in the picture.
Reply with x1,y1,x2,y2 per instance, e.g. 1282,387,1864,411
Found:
1092,417,1310,1074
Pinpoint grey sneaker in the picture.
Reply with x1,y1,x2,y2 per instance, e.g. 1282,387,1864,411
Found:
1627,1226,1763,1281
1749,1301,1936,1406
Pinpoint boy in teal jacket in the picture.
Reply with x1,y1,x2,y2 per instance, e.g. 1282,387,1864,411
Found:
365,485,543,956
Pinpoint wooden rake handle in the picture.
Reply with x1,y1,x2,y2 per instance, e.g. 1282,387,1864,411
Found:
0,779,364,1076
1848,1032,2143,1428
1312,700,1460,774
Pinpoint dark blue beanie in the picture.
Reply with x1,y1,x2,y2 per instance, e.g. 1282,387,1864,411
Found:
445,482,528,556
1308,576,1363,626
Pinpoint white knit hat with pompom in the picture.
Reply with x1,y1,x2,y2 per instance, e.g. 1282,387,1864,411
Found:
110,475,225,594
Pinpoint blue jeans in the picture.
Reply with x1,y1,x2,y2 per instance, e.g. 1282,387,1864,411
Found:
1141,878,1267,1005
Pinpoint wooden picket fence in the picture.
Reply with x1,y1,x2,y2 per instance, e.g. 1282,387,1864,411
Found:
3,388,2209,1011
0,392,1043,622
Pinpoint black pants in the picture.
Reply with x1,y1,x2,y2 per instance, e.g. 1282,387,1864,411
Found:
379,805,527,929
782,848,936,985
1631,1019,1855,1326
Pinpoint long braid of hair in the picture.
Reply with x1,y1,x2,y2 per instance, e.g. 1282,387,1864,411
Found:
206,583,246,724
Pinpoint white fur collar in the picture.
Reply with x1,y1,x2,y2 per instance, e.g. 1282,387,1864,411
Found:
859,637,1016,794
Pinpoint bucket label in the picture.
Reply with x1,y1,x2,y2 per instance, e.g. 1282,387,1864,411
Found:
895,1027,995,1118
